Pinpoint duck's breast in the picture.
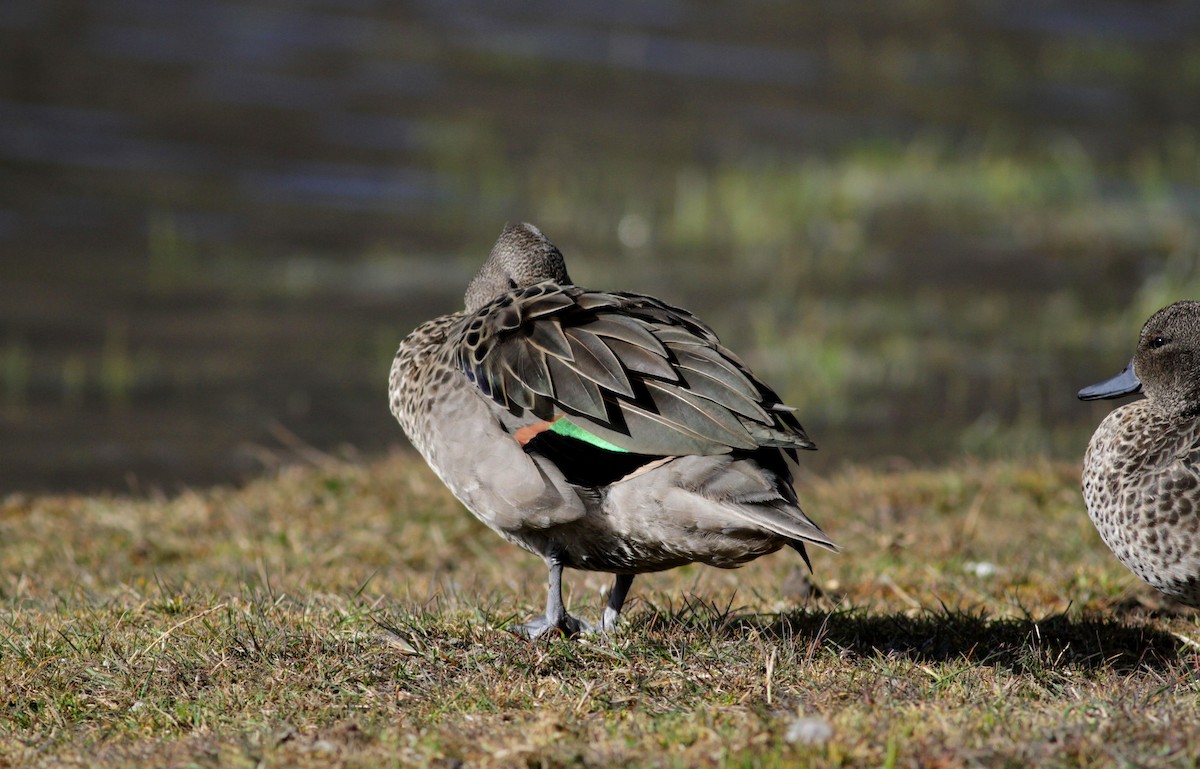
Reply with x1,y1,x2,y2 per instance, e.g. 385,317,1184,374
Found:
1083,401,1200,601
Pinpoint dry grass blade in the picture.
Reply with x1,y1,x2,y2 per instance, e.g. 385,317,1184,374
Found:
126,603,229,665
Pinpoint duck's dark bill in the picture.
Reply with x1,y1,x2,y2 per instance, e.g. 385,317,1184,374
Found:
1077,361,1142,401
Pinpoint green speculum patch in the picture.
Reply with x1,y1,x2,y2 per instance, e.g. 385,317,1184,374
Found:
549,418,630,453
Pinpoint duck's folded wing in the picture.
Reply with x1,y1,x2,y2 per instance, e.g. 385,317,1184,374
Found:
455,282,815,457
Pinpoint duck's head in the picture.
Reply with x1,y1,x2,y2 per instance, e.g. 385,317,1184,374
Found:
464,223,573,312
1079,299,1200,418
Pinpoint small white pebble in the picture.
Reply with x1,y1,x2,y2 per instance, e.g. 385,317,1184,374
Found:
964,561,999,578
617,214,651,249
785,716,833,745
310,739,337,755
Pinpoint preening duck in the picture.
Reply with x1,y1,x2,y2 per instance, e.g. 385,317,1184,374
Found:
390,223,835,637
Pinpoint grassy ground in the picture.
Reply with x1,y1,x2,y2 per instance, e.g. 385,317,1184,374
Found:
3,452,1199,768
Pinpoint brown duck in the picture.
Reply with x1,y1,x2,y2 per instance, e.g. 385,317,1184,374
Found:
1079,300,1200,606
389,223,835,637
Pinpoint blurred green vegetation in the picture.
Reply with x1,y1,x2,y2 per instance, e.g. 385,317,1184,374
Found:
2,336,30,414
5,0,1200,488
16,129,1199,471
419,126,1200,462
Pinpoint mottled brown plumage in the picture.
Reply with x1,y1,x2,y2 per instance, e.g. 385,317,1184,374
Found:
389,223,835,637
459,282,814,457
1079,300,1200,606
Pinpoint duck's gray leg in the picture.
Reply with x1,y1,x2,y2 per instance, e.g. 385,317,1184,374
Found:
510,558,592,639
597,574,634,633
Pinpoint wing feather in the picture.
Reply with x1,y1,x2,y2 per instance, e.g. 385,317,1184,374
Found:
545,355,607,420
564,327,634,397
581,316,669,357
604,337,678,381
455,282,814,457
527,319,573,359
500,339,552,401
673,347,759,399
677,365,771,422
643,380,758,449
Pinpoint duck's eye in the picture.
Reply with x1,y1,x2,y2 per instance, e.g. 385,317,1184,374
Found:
1150,336,1168,349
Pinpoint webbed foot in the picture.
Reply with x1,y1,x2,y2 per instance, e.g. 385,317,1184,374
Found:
511,565,634,640
509,613,593,640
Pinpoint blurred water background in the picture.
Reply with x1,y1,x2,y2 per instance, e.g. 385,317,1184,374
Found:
2,0,1200,493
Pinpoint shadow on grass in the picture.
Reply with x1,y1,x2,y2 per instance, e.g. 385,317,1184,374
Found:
635,596,1193,674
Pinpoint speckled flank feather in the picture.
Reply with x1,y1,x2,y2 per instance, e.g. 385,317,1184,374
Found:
1080,300,1200,606
389,223,835,637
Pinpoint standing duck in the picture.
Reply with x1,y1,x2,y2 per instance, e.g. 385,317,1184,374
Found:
389,223,835,638
1079,300,1200,606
